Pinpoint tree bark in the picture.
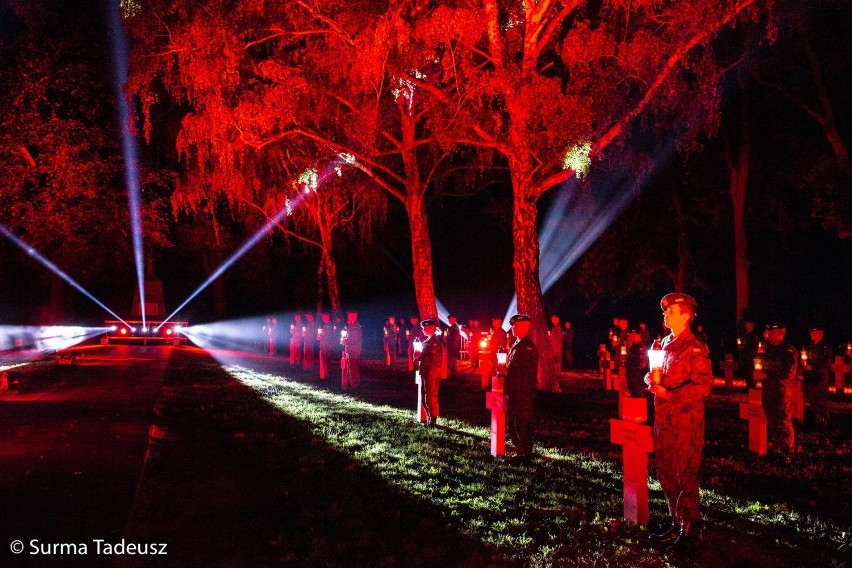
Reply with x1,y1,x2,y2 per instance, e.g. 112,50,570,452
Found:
727,120,751,323
406,190,438,320
512,183,559,392
318,223,342,317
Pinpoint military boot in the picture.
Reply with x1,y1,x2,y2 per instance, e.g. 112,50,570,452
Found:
669,520,700,553
651,520,681,545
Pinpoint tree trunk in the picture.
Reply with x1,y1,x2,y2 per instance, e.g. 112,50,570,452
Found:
316,259,324,315
318,223,342,317
513,184,559,392
728,125,750,323
406,191,438,320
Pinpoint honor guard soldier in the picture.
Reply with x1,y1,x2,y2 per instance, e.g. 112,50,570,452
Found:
317,313,332,380
445,315,462,377
738,321,761,389
416,319,444,427
303,313,316,371
503,314,539,463
467,320,482,369
488,317,508,372
341,311,363,391
289,314,302,366
802,326,833,428
645,293,714,553
762,322,798,459
626,328,649,398
384,316,400,366
562,321,574,369
548,315,563,376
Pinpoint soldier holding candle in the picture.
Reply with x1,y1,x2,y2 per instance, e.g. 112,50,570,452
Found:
645,293,714,553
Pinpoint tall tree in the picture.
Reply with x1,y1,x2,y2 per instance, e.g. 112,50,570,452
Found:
0,0,163,319
431,0,769,389
126,1,470,320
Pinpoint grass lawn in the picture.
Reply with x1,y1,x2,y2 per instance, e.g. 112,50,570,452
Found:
125,348,851,567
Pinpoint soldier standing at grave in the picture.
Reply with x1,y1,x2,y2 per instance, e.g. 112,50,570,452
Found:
802,326,833,428
488,317,508,372
626,328,649,398
445,315,462,377
467,320,481,369
739,321,760,389
407,316,423,371
416,319,443,427
317,313,332,380
548,315,563,376
303,313,316,371
645,293,714,552
762,322,798,459
383,316,400,366
289,314,302,366
562,321,574,369
503,314,539,463
341,311,363,391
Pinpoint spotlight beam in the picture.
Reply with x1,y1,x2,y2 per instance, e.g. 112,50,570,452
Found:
502,141,677,327
157,204,294,329
159,156,352,330
0,223,129,326
107,1,146,327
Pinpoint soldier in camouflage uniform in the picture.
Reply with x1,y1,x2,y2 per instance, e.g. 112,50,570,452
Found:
416,319,444,427
504,314,539,463
802,327,833,428
646,293,714,552
762,322,797,457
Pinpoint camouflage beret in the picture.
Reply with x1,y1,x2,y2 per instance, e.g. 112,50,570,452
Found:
660,293,698,311
509,314,532,325
766,321,786,330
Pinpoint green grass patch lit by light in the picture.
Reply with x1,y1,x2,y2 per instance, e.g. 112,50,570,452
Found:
226,366,633,560
224,365,852,564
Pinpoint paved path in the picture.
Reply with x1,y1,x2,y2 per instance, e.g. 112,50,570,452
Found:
0,346,170,567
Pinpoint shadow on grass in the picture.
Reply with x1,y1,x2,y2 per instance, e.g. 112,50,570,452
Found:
127,349,852,567
122,349,498,568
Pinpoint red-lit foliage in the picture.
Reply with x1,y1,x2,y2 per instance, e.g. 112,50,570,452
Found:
126,1,772,386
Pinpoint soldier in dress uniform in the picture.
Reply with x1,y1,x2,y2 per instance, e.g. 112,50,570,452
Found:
341,311,362,391
762,322,798,459
802,326,833,428
317,313,332,380
467,320,481,369
562,321,574,369
487,317,508,372
384,316,400,366
645,293,714,553
548,315,563,376
303,313,316,371
445,315,462,378
503,314,539,464
416,319,444,427
738,321,761,389
626,328,649,398
289,314,302,366
407,316,423,372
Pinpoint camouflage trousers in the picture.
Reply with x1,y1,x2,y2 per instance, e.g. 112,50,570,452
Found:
654,401,705,522
763,380,794,454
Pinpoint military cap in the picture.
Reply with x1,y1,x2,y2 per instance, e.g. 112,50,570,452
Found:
808,326,823,332
660,293,698,311
420,319,439,328
509,314,532,325
628,328,642,335
766,321,786,330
